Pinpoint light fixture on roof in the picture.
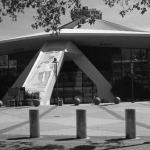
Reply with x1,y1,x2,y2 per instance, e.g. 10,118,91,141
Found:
13,48,24,52
99,43,112,46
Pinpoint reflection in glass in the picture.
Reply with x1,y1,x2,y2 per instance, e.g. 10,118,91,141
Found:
122,48,131,60
64,87,73,104
0,50,39,99
9,60,17,77
112,48,149,100
0,55,8,67
83,87,92,103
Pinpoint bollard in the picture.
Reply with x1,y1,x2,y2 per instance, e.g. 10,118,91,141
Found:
125,109,136,139
76,109,87,139
29,109,40,138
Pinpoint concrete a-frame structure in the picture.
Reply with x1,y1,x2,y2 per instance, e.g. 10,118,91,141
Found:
3,18,147,106
2,40,114,105
64,41,114,103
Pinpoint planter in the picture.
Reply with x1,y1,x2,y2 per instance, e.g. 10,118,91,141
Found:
114,97,121,104
73,98,80,105
25,91,41,106
27,100,34,106
33,99,40,107
93,97,101,105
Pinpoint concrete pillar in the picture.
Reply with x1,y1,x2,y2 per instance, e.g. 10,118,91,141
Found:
125,109,136,139
29,109,40,138
76,109,87,139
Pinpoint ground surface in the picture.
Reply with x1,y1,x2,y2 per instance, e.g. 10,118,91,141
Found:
1,102,150,149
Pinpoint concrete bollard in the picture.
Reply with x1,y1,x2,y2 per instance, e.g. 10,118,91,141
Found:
125,109,136,139
29,109,40,138
76,109,87,139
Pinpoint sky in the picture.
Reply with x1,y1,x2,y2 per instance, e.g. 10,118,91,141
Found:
0,0,150,40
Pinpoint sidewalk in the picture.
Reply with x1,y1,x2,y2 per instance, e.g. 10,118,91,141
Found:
0,102,150,149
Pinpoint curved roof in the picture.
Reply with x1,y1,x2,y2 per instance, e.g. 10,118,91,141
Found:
76,19,143,32
62,18,144,32
0,28,150,55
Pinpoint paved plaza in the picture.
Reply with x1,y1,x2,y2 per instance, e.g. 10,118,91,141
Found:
1,102,150,149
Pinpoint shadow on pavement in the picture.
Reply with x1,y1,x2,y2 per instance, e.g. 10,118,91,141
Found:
55,137,77,141
86,137,150,150
105,137,127,142
0,137,150,150
7,136,31,140
69,145,96,150
0,140,65,150
100,103,115,106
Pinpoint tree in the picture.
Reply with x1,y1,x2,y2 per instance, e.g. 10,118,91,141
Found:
103,0,149,17
0,0,101,33
0,0,82,32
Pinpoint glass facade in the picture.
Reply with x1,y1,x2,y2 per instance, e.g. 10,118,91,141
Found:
0,50,38,99
78,46,116,83
0,46,149,103
112,48,148,85
112,48,149,101
51,61,97,104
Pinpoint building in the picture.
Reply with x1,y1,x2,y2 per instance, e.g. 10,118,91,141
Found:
70,6,102,21
1,18,150,105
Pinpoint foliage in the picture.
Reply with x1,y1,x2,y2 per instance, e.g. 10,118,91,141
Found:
0,0,147,31
25,91,40,100
32,91,40,99
103,0,150,17
70,7,102,27
25,91,32,99
0,0,100,32
0,0,81,32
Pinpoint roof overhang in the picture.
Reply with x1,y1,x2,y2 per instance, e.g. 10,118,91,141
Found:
0,29,150,55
